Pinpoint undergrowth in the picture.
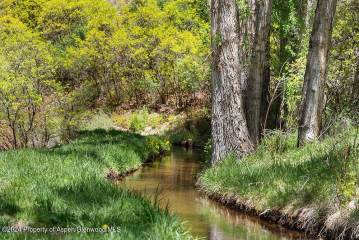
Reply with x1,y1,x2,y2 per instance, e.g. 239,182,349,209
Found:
111,107,211,147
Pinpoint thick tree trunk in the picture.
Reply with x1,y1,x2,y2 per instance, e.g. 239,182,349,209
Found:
298,0,337,146
211,0,253,164
245,0,272,144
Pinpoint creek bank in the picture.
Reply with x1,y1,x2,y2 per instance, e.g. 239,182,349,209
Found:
106,149,168,181
0,130,192,240
198,130,359,240
197,188,359,240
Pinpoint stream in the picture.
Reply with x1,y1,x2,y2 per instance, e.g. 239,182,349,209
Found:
122,147,309,240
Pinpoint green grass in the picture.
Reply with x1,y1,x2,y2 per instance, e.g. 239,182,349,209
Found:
0,129,192,239
199,129,359,230
112,108,167,133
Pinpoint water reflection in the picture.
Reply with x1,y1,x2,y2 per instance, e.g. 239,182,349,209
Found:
122,147,309,240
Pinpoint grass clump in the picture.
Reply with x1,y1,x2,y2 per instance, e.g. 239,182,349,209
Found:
112,108,167,133
199,129,359,232
0,130,191,239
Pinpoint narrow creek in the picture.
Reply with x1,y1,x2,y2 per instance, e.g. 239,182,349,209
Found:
122,147,309,240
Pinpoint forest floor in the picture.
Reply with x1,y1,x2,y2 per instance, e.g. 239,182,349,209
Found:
198,128,359,239
0,129,193,239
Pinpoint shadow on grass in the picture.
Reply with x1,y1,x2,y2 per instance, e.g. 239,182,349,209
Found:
35,129,151,162
33,179,157,234
0,196,20,216
0,129,177,239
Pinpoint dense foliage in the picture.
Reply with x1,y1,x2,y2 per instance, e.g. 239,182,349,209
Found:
0,0,210,149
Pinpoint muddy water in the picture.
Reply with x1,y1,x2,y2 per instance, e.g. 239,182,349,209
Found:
122,147,308,240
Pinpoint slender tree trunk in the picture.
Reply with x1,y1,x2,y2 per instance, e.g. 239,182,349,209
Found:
211,0,253,164
261,38,271,131
267,35,288,131
245,0,272,144
351,48,359,122
352,49,359,104
238,0,256,91
298,0,337,146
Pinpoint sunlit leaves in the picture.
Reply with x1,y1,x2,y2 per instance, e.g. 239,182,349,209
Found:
0,15,61,147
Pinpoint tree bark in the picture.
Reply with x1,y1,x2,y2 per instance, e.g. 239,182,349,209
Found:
245,0,272,144
305,0,316,28
298,0,337,146
211,0,253,164
238,0,256,91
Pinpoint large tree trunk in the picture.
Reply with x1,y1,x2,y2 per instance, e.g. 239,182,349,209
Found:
211,0,253,164
298,0,337,146
245,0,272,144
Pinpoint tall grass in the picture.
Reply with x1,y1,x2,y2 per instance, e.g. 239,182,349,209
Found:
0,130,191,239
199,129,359,228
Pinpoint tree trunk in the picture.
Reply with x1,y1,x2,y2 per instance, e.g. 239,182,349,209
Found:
238,0,256,91
211,0,253,164
351,48,359,123
305,0,316,28
298,0,337,146
352,49,359,104
245,0,272,144
261,38,271,131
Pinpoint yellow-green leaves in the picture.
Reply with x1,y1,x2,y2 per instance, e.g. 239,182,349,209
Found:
0,15,61,148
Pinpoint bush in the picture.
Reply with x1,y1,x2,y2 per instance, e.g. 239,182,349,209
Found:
129,109,149,132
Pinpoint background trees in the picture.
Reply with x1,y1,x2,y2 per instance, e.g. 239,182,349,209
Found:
0,16,61,148
0,0,210,148
0,0,357,151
